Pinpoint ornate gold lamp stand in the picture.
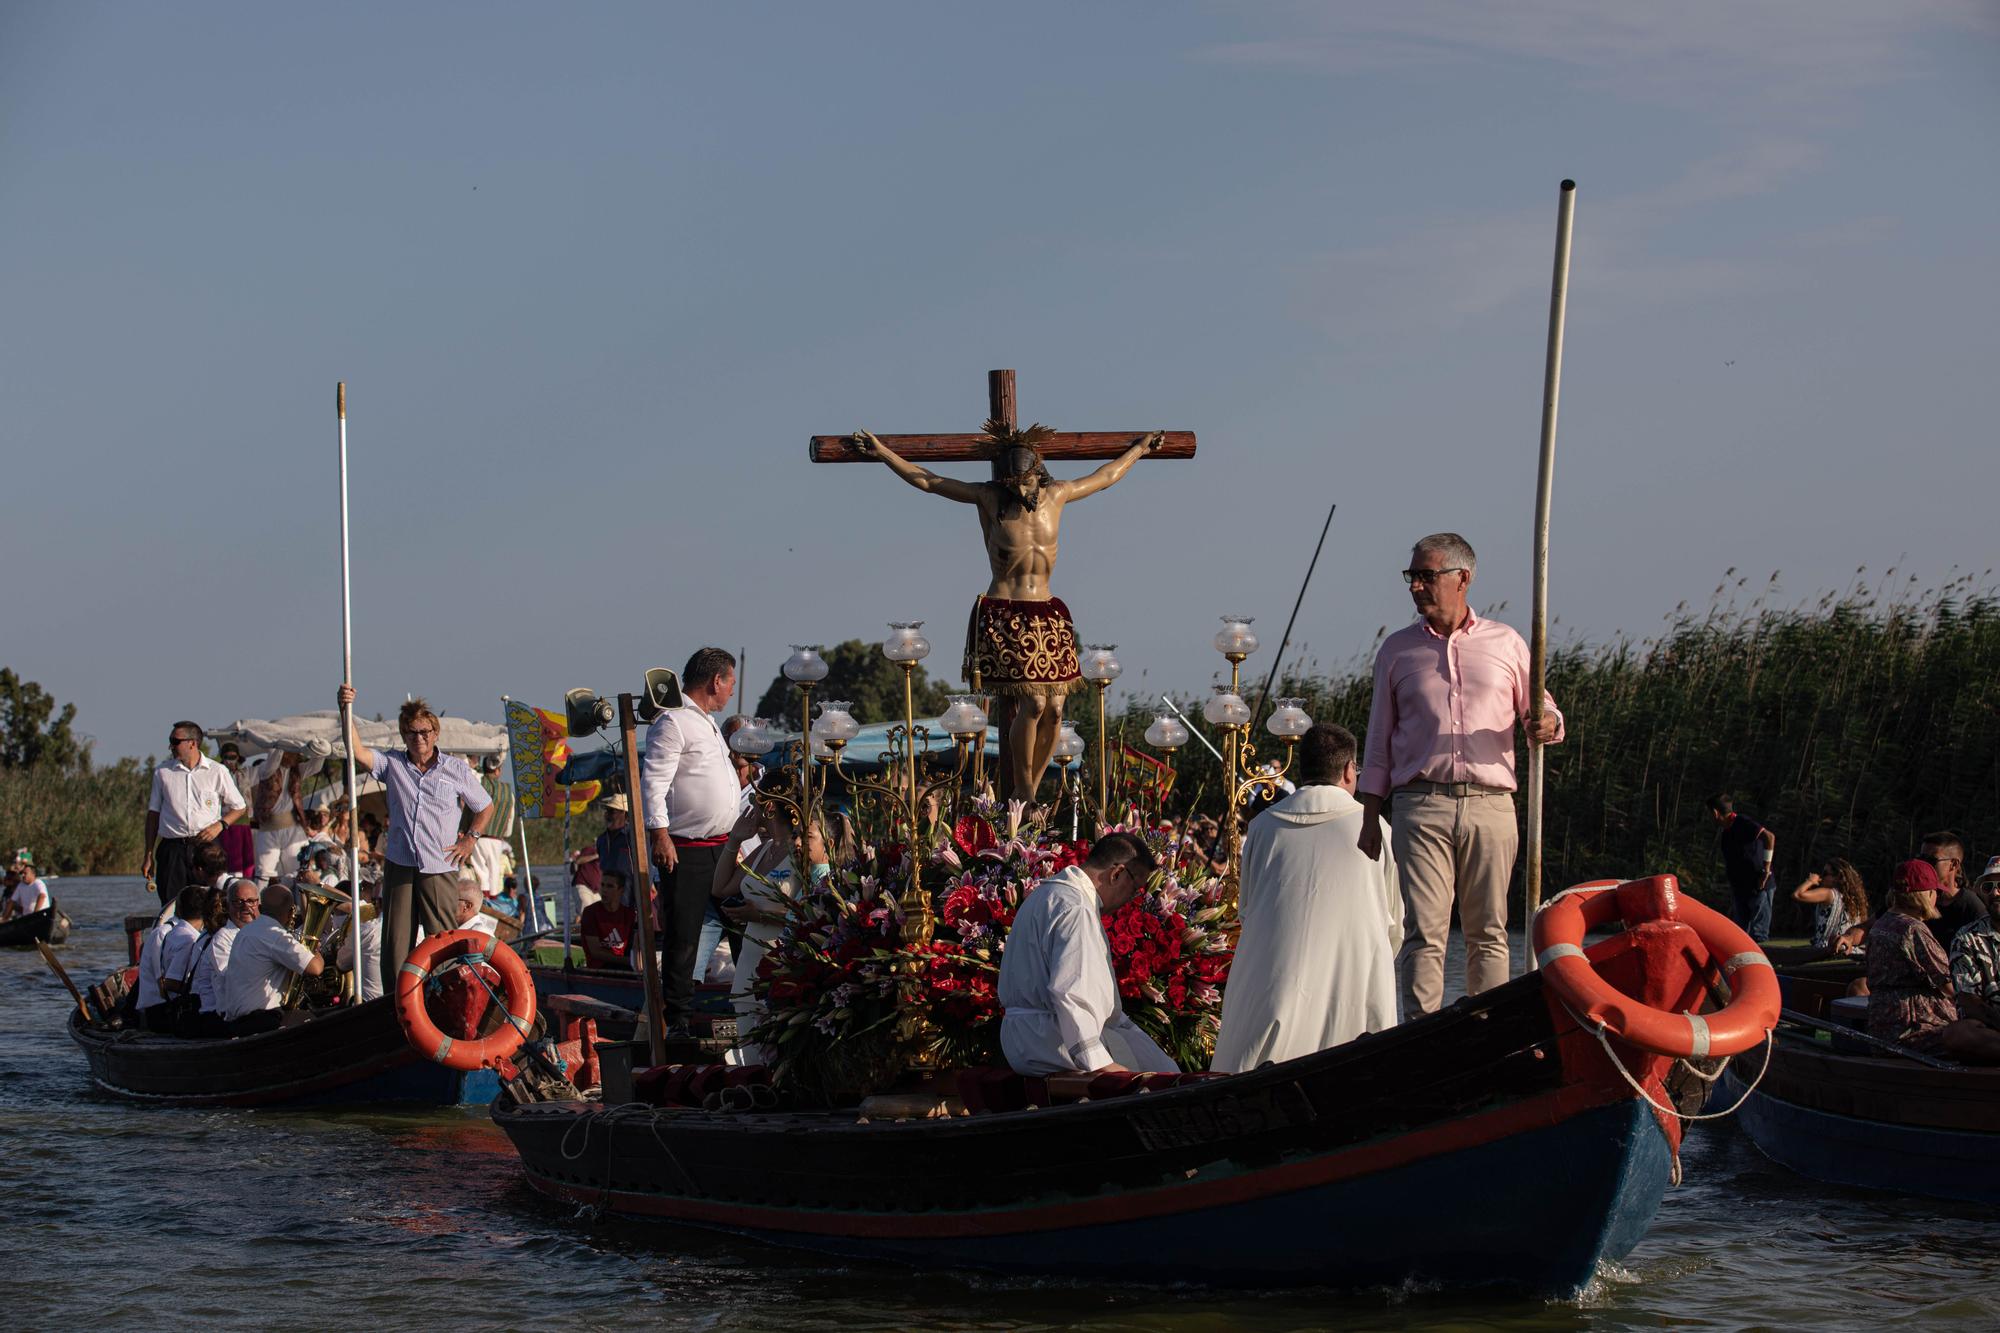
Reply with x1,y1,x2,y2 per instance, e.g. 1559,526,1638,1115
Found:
1077,644,1121,832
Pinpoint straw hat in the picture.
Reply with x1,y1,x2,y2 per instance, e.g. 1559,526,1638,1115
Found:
603,792,628,812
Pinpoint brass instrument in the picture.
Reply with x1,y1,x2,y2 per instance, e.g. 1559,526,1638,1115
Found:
281,882,353,1009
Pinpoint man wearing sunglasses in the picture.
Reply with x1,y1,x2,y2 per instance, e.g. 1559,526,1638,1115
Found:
337,684,494,973
1357,533,1564,1018
142,721,248,910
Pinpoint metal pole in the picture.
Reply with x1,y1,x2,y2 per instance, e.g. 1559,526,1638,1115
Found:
336,383,363,954
515,816,537,933
1526,180,1576,938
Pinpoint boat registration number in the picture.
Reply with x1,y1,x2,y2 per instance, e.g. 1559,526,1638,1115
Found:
1128,1082,1317,1152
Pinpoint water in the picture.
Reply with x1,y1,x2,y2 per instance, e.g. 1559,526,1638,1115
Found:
6,878,1998,1331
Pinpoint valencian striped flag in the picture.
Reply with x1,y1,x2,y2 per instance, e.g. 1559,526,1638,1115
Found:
503,698,602,819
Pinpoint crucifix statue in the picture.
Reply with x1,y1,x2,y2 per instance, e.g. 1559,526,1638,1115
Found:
812,369,1195,804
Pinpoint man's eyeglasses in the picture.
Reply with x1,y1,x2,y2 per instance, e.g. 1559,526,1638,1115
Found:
229,898,260,911
1400,568,1466,587
401,727,438,740
170,734,196,745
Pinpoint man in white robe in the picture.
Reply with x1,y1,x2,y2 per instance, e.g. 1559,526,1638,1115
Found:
1213,723,1403,1073
999,832,1179,1076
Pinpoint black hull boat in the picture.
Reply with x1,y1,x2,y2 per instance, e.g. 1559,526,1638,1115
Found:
494,878,1779,1296
0,904,70,948
1724,958,2000,1205
67,996,500,1108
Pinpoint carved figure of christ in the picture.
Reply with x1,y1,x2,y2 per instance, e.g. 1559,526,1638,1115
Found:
816,371,1196,805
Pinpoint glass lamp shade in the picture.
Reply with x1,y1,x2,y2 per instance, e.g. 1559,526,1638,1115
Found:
1213,615,1260,658
809,736,834,761
1266,697,1312,739
937,694,989,738
728,718,776,756
782,645,830,683
1051,722,1086,761
1078,644,1123,683
1144,714,1190,751
810,700,861,745
882,621,931,663
1203,687,1252,728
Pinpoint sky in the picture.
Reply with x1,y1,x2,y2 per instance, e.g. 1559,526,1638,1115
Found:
3,2,1997,764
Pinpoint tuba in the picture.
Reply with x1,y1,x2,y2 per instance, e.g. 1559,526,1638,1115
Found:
282,882,353,1009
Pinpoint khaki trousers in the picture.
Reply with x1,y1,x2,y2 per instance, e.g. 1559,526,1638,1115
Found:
380,860,461,976
1390,788,1519,1017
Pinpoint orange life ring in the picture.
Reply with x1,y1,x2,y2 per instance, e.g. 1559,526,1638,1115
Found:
1532,874,1779,1059
395,930,537,1072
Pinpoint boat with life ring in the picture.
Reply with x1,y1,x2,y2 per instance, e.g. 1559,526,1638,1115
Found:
65,920,531,1108
481,874,1780,1296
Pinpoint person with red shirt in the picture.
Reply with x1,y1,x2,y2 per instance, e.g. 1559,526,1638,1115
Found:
578,871,638,969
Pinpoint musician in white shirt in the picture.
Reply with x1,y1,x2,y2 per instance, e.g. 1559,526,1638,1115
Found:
641,647,739,1035
330,879,384,1002
192,880,261,1029
142,722,247,908
220,884,323,1035
453,878,501,938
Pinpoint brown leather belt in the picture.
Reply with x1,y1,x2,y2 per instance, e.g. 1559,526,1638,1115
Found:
1398,779,1512,799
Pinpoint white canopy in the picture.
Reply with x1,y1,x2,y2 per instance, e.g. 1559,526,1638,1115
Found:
211,711,510,761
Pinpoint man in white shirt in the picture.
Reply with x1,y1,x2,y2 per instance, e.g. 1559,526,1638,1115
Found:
998,832,1180,1077
142,721,248,909
330,879,383,1002
221,883,324,1035
1213,724,1403,1073
191,879,261,1032
4,853,50,918
453,877,501,938
642,647,740,1035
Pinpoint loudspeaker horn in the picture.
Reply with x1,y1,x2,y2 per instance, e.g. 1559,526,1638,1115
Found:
564,688,614,738
636,668,682,723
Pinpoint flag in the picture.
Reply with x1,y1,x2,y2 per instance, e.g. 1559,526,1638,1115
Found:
503,698,602,820
1115,742,1176,800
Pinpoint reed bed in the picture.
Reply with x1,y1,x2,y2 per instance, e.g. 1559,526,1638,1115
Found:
1078,572,2000,926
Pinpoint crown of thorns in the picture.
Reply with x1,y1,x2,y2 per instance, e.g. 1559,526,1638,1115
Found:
982,418,1055,471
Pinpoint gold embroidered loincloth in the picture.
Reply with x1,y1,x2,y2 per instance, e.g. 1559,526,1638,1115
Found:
963,595,1083,697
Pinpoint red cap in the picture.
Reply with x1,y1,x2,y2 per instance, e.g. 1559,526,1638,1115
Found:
1893,858,1941,894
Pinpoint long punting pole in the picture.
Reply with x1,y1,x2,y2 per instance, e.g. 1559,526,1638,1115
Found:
337,383,363,942
619,693,668,1067
1250,501,1337,727
1525,180,1576,939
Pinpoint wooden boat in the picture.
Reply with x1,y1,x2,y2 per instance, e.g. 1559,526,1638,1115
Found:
68,993,501,1108
0,903,70,948
492,880,1771,1295
529,957,734,1019
1721,957,2000,1205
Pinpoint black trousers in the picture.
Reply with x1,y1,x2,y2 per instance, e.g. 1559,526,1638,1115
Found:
154,837,198,909
657,843,724,1028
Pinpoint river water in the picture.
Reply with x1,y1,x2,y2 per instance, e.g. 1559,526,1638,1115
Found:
5,877,1997,1331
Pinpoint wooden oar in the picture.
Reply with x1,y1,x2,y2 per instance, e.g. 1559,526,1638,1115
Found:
35,940,93,1022
1778,1007,1961,1071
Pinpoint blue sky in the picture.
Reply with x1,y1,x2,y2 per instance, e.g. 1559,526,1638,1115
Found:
4,2,1996,762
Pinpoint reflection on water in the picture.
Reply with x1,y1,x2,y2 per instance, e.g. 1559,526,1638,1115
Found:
3,878,1997,1330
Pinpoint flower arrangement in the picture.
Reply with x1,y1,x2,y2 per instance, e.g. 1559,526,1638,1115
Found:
748,805,1234,1103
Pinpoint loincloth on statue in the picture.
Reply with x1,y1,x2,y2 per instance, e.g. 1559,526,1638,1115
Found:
963,595,1084,698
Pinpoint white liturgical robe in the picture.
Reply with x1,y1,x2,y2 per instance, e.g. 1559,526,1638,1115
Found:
1212,784,1403,1073
998,866,1179,1075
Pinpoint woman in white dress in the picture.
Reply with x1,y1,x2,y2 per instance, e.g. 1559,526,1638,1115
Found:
712,803,829,1066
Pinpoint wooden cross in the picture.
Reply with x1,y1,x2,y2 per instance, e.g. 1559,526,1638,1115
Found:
808,369,1197,463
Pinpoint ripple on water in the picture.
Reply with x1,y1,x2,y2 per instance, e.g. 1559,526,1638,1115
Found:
6,877,2000,1331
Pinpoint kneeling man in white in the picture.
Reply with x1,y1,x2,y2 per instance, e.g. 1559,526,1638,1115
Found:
999,832,1179,1076
1213,723,1402,1073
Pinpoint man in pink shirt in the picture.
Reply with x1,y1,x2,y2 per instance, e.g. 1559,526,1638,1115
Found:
1357,533,1564,1016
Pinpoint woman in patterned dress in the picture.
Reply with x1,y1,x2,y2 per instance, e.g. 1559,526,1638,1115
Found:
1867,859,2000,1062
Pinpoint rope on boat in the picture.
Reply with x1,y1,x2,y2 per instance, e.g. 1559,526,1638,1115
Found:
1562,1000,1775,1123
